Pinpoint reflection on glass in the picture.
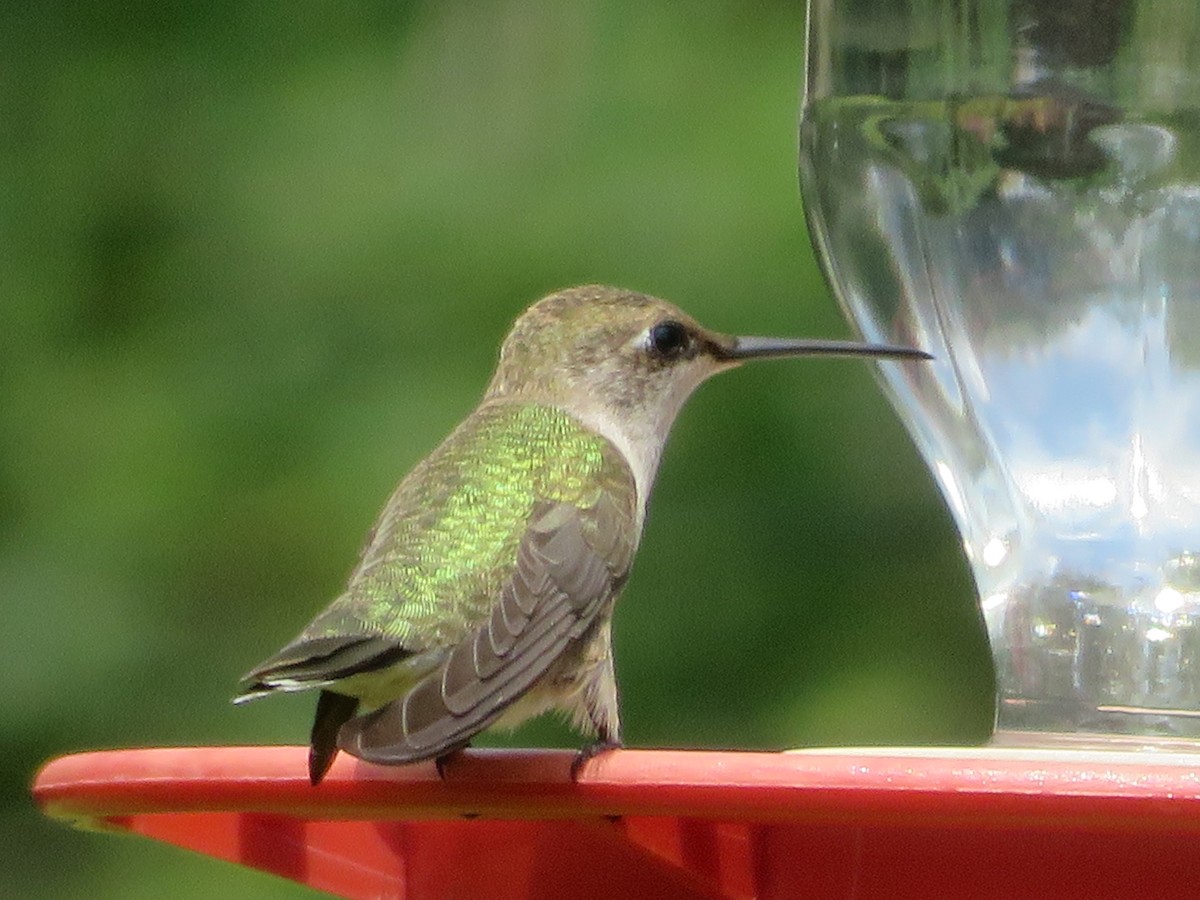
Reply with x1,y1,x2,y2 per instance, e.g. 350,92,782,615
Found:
801,0,1200,745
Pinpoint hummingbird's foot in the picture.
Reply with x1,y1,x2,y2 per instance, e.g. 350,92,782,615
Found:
570,739,622,780
434,746,468,779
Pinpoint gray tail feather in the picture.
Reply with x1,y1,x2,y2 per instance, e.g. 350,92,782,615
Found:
231,635,411,703
309,690,360,785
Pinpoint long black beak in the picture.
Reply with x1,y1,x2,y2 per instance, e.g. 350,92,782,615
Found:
714,335,932,362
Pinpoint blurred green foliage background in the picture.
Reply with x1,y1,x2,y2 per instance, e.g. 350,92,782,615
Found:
4,1,991,897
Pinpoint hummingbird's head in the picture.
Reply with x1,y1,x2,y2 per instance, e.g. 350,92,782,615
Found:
486,285,929,501
486,285,738,429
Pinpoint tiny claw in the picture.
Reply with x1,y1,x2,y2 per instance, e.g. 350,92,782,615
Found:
434,747,467,779
570,739,622,780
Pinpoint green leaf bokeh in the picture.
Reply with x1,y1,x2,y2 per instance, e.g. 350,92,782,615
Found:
4,2,989,897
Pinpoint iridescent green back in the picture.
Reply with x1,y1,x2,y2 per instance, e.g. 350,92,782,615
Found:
298,401,637,651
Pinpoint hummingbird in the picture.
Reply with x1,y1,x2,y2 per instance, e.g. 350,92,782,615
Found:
234,285,930,785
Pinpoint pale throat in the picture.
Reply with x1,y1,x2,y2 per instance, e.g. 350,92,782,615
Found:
565,381,699,529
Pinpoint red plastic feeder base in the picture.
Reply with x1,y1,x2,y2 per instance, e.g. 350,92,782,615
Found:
31,745,1200,898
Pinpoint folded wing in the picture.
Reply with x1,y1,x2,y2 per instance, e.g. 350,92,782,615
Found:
338,496,630,764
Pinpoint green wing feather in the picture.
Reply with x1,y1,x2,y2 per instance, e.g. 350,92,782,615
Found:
338,490,635,765
236,401,637,701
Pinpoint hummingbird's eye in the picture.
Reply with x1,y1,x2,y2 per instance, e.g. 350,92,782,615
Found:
647,320,690,359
